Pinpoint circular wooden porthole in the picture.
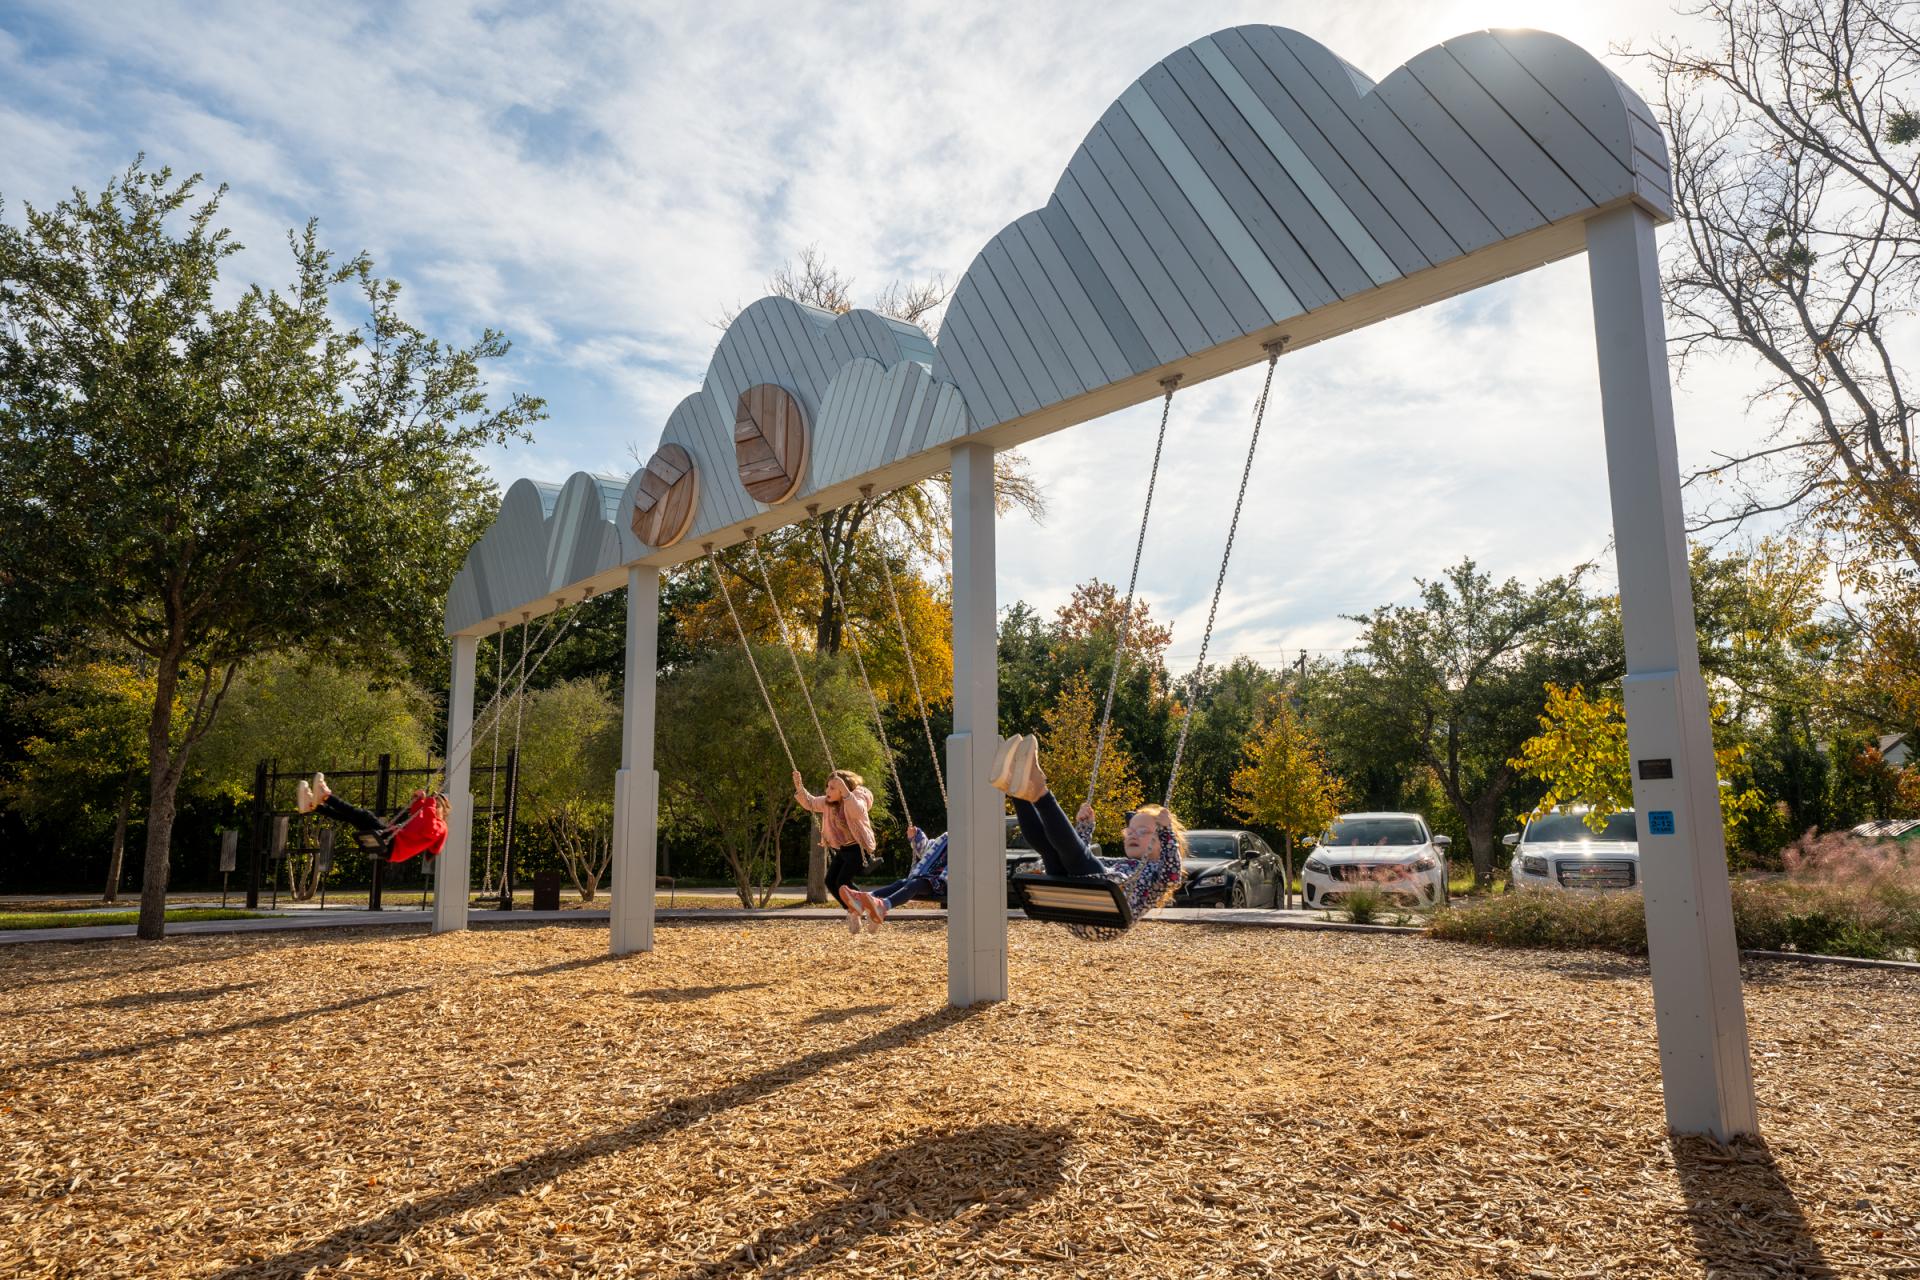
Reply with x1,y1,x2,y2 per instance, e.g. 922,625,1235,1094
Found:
630,443,699,547
733,383,809,505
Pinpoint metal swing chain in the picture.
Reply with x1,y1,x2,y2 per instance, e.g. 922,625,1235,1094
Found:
812,509,912,832
745,532,837,774
877,529,947,809
705,543,799,774
1165,342,1285,807
1089,375,1181,813
438,590,588,786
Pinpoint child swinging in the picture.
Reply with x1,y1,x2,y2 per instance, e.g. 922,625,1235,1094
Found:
297,773,449,863
791,768,876,931
843,824,948,933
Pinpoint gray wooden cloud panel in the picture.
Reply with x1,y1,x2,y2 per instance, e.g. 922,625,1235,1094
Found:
447,24,1667,636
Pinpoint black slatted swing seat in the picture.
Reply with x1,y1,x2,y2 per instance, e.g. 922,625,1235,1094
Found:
1010,873,1132,930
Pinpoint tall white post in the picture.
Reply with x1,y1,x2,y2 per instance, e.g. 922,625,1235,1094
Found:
948,443,1008,1005
611,565,660,956
435,632,479,934
1587,204,1757,1139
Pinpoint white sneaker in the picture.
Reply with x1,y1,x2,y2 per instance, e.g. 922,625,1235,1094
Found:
837,885,863,935
311,772,330,804
1009,734,1049,803
296,780,314,814
988,734,1022,793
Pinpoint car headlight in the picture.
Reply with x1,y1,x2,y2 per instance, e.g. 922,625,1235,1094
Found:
1410,854,1437,871
1304,858,1329,875
1521,855,1548,876
1195,872,1225,885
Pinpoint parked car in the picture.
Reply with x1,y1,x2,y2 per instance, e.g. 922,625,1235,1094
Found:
1300,812,1450,909
1504,809,1639,891
1170,830,1287,907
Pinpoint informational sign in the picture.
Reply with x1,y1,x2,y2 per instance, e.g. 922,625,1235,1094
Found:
1648,810,1676,836
218,829,239,874
315,827,335,873
1637,758,1674,780
271,815,289,857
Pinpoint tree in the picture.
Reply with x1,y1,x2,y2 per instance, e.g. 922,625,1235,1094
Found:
1167,658,1287,828
1230,697,1346,890
1037,673,1144,844
1338,561,1621,884
514,677,623,901
2,658,169,901
656,646,886,906
1646,0,1918,563
0,161,542,937
191,656,435,801
1509,682,1765,840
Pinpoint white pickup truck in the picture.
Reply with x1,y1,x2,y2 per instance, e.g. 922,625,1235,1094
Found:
1505,809,1640,892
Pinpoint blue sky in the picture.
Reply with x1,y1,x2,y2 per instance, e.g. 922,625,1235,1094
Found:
0,0,1763,666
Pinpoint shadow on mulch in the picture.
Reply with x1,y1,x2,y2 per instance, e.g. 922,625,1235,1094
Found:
59,979,268,1013
3,946,258,990
1675,1135,1836,1279
665,1122,1073,1278
499,952,626,981
803,1003,895,1027
631,982,773,1003
9,984,429,1074
200,1003,984,1280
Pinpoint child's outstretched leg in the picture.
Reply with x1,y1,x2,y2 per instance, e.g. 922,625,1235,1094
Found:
998,735,1104,878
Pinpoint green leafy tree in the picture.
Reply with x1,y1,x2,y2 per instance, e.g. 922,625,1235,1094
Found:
1510,682,1765,843
656,646,886,906
1338,561,1621,884
2,658,171,901
1229,697,1346,884
511,677,623,901
0,161,542,937
191,656,435,801
1168,657,1287,827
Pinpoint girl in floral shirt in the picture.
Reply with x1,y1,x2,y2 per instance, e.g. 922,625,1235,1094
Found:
990,733,1185,935
844,824,947,932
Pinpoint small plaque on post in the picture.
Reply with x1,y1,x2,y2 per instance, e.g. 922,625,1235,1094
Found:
1638,758,1674,780
1648,810,1676,836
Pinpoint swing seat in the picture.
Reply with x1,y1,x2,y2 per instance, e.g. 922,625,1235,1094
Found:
1010,873,1134,930
351,829,395,856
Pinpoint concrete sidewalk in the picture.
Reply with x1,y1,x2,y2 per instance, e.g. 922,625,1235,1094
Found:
0,904,1419,946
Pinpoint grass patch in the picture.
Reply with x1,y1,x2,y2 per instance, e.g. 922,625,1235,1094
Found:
1341,885,1388,925
0,908,269,931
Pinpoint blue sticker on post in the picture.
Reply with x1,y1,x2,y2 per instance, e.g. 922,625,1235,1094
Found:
1648,810,1676,836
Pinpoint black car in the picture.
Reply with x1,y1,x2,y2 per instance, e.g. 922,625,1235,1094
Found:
1171,829,1282,907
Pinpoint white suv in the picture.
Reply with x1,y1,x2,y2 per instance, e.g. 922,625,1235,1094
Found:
1300,812,1451,909
1505,809,1640,892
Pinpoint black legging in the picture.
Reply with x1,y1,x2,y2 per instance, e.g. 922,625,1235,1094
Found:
317,794,390,837
1011,793,1105,878
824,845,864,904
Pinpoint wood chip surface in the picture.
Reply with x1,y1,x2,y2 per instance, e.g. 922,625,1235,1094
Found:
1,922,1913,1277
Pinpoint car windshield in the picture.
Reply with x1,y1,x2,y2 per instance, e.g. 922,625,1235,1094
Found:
1320,818,1426,847
1186,835,1238,859
1525,812,1638,843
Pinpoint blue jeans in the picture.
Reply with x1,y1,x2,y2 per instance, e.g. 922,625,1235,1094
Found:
1011,793,1104,878
871,874,942,909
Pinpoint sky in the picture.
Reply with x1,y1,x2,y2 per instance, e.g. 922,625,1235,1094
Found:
0,0,1771,668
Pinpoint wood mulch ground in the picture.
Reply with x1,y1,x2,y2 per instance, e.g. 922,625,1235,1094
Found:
0,920,1913,1278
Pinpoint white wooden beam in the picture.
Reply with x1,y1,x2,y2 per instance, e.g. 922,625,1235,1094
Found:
611,564,660,956
1587,204,1757,1139
434,632,478,934
947,442,1008,1006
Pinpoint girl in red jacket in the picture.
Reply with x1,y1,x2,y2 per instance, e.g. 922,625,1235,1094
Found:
298,774,448,862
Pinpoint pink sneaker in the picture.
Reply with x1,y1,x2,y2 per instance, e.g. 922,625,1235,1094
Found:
836,884,863,935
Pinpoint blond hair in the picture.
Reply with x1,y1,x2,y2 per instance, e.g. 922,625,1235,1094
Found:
1132,803,1189,858
828,768,865,796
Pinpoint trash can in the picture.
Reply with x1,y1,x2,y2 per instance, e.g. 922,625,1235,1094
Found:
532,870,562,912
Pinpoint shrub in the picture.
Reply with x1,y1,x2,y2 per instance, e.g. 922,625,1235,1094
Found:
1430,834,1920,962
1342,885,1386,925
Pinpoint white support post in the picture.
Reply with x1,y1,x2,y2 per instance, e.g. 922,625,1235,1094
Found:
1587,204,1757,1139
611,564,660,956
948,442,1008,1006
435,632,479,934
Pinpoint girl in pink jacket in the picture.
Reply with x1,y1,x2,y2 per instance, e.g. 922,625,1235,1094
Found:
793,768,876,931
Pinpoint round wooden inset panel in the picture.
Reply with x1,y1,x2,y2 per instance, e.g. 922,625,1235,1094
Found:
630,443,699,547
733,383,809,505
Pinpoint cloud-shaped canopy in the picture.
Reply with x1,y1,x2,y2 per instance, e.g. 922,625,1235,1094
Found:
448,25,1669,636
